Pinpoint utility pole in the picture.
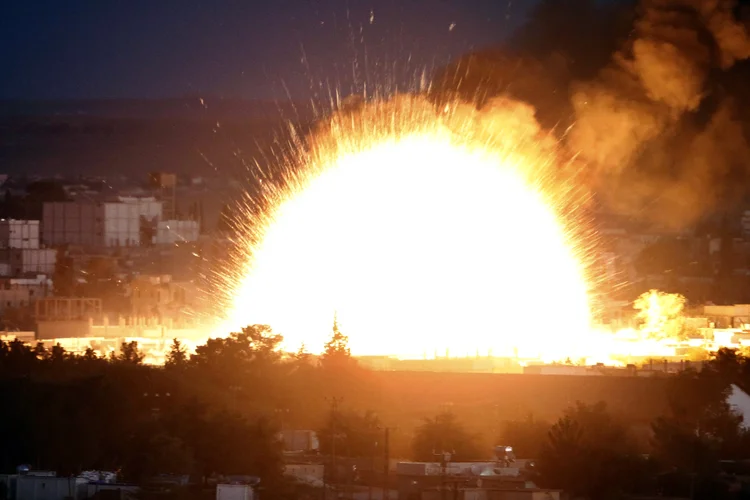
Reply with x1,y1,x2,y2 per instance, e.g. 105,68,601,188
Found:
433,451,452,500
325,396,343,500
369,444,374,500
383,427,390,500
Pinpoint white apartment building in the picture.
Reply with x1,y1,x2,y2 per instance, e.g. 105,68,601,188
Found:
8,248,57,275
0,219,40,249
102,202,141,247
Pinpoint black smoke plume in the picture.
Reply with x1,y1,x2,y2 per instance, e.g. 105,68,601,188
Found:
433,0,750,229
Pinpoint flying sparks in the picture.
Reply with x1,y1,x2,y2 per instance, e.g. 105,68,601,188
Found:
215,95,600,360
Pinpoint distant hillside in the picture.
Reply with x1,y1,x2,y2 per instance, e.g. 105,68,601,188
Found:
0,98,315,177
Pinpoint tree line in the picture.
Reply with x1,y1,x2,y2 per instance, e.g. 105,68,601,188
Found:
4,325,750,499
319,348,750,500
0,324,360,495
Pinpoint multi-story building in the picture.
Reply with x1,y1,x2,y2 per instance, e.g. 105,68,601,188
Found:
7,248,57,275
43,200,162,248
42,202,103,247
100,202,141,247
0,219,40,249
0,219,57,277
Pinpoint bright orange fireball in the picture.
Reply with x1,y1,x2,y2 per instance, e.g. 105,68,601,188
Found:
216,96,594,361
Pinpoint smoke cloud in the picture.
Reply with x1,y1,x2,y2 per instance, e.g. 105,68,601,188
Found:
568,0,750,228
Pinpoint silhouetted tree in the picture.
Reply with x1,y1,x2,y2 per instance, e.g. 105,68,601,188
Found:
537,401,652,499
123,426,195,481
318,410,382,458
649,363,750,499
288,343,314,376
165,338,188,368
705,347,750,387
412,411,483,462
47,343,67,365
496,414,550,459
115,341,145,364
82,347,99,362
320,317,355,370
0,339,40,375
191,325,282,371
189,325,285,405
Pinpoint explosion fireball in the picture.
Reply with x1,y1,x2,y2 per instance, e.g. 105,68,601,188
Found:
216,95,598,360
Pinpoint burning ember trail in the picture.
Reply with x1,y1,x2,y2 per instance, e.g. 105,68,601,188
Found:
215,95,601,360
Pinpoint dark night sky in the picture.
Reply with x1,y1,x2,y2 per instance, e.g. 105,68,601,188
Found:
0,0,539,100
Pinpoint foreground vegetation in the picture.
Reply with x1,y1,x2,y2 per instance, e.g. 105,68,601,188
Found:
3,326,750,499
